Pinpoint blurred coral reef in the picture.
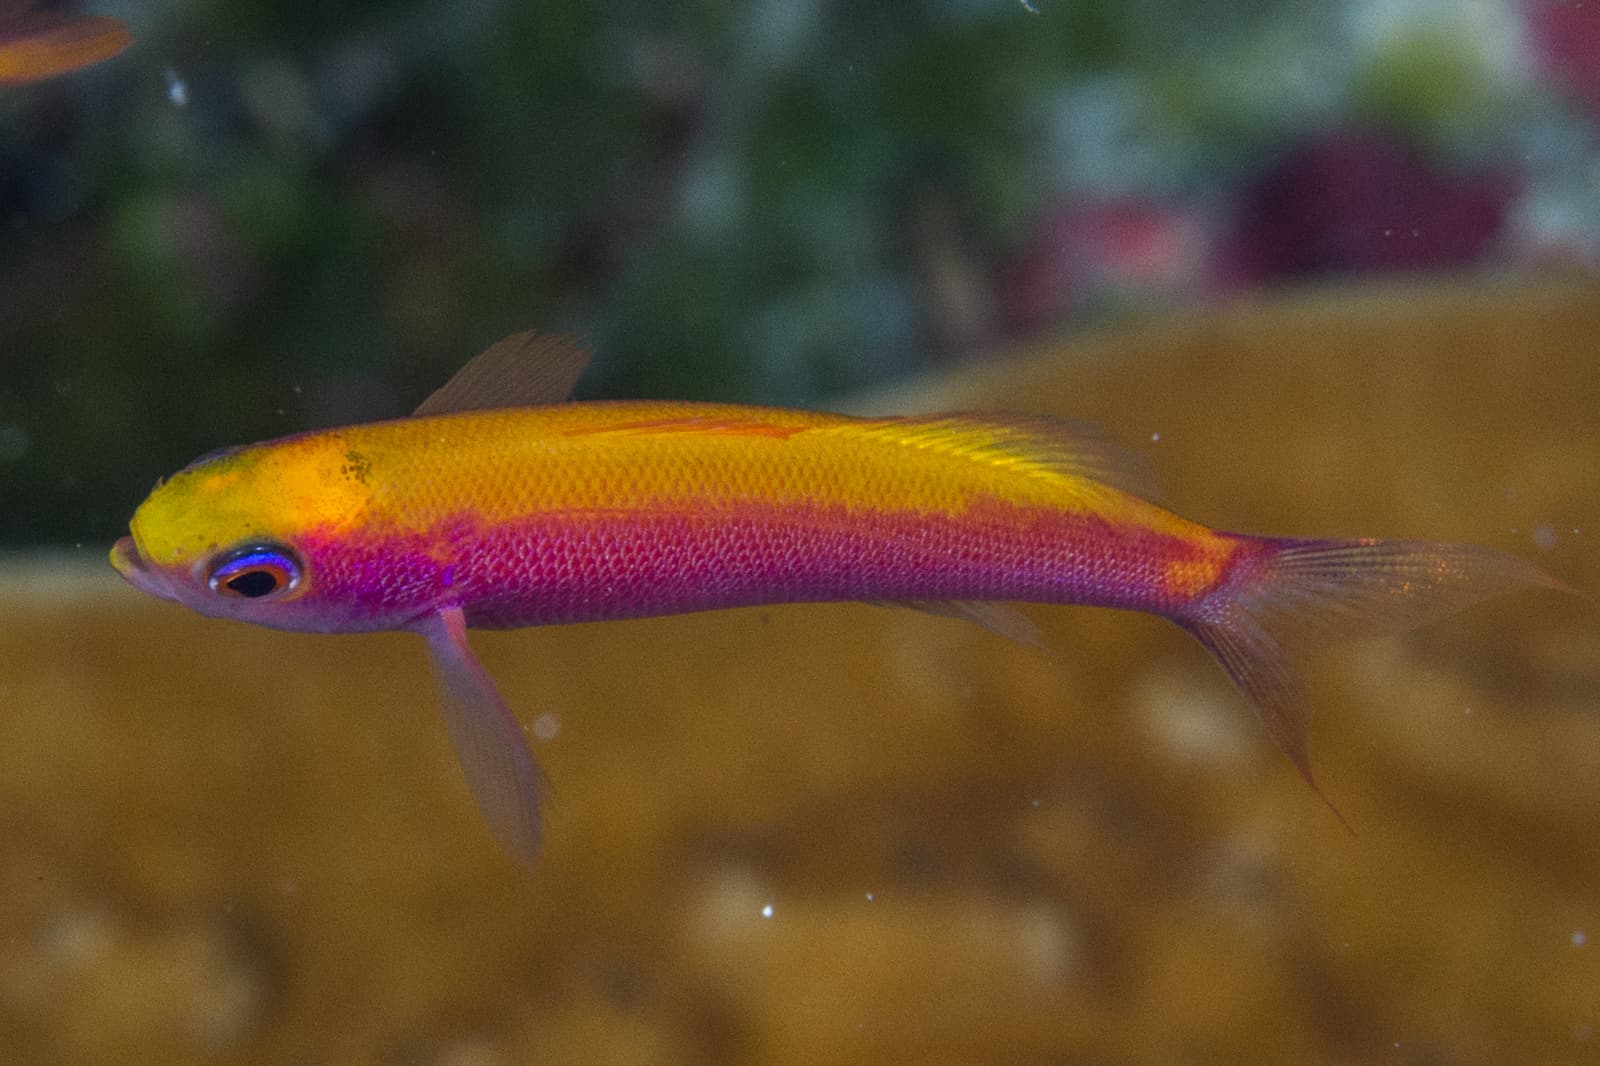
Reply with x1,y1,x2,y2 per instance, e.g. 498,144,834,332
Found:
1,278,1595,1065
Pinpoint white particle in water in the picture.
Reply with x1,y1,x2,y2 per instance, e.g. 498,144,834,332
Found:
164,67,189,107
1150,432,1162,442
1573,930,1588,947
760,903,774,919
531,713,561,741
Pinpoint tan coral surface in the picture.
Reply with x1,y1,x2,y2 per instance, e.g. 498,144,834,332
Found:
1,278,1596,1065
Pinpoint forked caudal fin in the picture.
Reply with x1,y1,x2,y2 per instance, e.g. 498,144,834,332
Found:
1174,536,1570,803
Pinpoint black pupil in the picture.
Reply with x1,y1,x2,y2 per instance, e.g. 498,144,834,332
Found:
226,569,280,598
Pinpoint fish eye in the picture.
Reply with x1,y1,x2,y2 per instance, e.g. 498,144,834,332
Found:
206,544,304,600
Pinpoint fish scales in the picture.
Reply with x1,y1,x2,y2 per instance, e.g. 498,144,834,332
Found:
258,402,1229,630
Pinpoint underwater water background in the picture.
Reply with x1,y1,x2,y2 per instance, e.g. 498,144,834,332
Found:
1,2,1597,1064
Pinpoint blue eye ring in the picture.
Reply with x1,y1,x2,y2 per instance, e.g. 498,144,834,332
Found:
206,543,304,600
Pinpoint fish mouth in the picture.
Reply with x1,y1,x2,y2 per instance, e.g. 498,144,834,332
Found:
109,535,178,603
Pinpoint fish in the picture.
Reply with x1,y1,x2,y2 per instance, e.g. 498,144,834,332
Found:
109,330,1565,863
0,3,131,86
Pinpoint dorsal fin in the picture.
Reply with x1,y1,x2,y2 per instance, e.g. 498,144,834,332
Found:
852,414,1162,504
413,331,593,416
560,415,807,440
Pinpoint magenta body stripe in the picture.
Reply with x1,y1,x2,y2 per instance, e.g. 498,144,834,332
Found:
297,496,1230,632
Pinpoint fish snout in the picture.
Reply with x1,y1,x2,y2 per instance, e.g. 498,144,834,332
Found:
109,535,178,603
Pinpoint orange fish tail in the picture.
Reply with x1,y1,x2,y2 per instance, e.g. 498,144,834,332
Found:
1174,535,1563,792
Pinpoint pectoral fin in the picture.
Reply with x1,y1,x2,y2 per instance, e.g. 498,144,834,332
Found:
417,606,545,864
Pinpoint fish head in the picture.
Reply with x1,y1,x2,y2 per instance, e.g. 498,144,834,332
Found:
110,432,411,633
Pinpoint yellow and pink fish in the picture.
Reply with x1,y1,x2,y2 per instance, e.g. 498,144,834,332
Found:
0,3,130,86
110,332,1564,862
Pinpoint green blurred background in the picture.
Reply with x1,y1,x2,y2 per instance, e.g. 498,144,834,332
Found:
2,0,1596,545
2,5,1598,1065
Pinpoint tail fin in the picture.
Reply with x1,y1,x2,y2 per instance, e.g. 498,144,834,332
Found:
1176,536,1568,799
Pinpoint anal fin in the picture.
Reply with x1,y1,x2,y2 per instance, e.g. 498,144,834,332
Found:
874,599,1043,647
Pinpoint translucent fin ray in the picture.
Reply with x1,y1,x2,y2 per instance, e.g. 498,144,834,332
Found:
1178,536,1565,800
874,598,1043,647
417,606,545,864
414,331,592,416
849,414,1161,503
